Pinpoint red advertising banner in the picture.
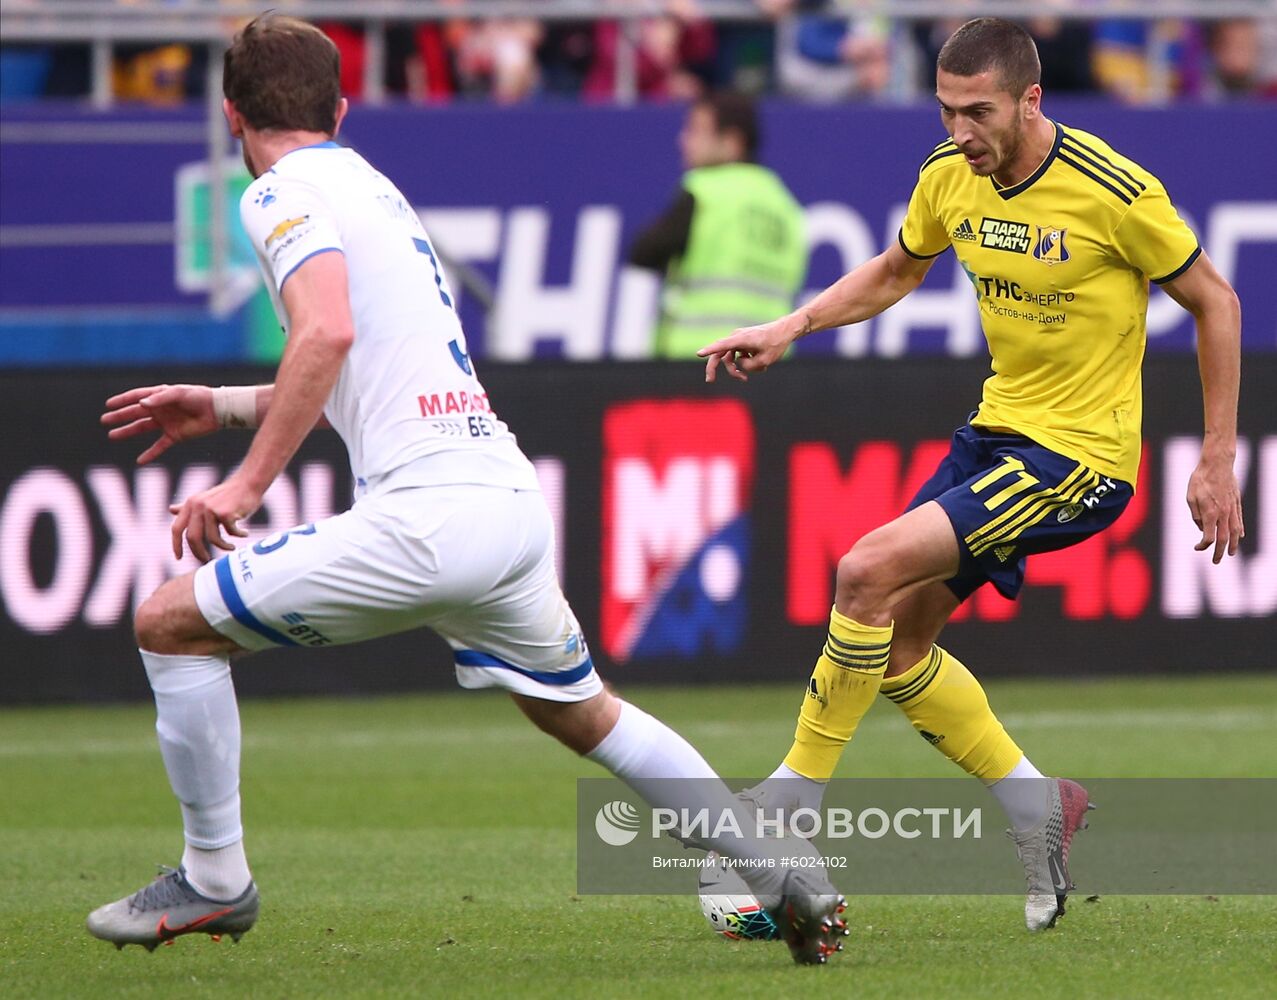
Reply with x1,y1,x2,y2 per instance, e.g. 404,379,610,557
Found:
601,400,754,662
1,359,1271,703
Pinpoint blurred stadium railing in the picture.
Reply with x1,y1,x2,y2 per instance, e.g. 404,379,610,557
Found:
3,2,1274,106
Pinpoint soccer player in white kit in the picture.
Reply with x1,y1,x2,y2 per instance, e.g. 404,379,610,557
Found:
87,14,847,965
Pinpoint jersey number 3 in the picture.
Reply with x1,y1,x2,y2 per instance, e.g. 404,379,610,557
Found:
412,234,470,375
412,235,454,309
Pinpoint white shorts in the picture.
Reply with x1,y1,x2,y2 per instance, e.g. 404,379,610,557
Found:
193,484,603,703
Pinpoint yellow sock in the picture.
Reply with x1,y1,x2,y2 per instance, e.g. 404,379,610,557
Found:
879,645,1023,782
782,608,891,781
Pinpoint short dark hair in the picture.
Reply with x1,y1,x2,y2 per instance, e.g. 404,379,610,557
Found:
937,18,1041,98
697,90,759,161
223,14,341,133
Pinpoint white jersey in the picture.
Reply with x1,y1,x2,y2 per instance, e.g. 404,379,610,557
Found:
240,142,538,492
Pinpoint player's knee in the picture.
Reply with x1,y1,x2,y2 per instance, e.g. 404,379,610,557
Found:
133,592,177,652
834,541,893,609
133,576,218,655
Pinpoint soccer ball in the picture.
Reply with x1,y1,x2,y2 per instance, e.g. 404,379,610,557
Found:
697,852,780,941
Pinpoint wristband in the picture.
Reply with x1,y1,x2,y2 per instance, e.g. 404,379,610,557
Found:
211,386,259,428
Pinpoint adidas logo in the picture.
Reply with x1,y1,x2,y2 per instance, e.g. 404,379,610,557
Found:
994,545,1017,563
918,729,945,746
952,218,977,242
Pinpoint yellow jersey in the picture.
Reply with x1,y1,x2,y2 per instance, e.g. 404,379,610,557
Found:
898,121,1200,485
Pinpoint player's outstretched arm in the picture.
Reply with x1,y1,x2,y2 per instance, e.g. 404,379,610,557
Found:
698,240,933,382
169,251,354,562
1160,250,1245,564
101,384,220,465
102,383,278,465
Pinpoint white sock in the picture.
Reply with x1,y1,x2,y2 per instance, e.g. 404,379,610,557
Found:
988,755,1050,831
766,762,827,813
182,841,252,901
141,650,251,896
588,700,804,902
587,699,718,781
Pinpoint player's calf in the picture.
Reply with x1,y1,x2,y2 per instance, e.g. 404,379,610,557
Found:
511,688,621,756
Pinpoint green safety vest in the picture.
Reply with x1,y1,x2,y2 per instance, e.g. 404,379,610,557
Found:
655,163,807,360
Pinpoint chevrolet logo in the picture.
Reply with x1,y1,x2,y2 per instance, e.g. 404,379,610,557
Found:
265,215,309,247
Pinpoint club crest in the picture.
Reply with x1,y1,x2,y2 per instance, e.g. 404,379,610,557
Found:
1033,226,1070,266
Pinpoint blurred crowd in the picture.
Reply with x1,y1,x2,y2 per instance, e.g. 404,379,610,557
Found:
3,1,1276,104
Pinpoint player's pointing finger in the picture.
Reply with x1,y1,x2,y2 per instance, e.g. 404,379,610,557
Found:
696,332,741,359
105,385,166,409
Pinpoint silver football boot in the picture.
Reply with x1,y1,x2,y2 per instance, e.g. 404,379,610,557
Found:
87,865,259,950
1009,778,1094,931
768,868,849,965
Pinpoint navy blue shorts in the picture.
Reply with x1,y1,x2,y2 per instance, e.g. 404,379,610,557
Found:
905,423,1133,602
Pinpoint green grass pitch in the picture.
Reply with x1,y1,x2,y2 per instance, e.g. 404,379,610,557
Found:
3,675,1276,999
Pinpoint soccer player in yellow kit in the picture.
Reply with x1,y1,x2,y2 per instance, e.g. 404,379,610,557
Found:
698,18,1245,932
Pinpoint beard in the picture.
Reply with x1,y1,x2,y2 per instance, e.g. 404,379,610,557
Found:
988,116,1026,176
963,114,1027,177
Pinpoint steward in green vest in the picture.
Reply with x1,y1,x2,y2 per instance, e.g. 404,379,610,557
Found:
627,92,808,359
